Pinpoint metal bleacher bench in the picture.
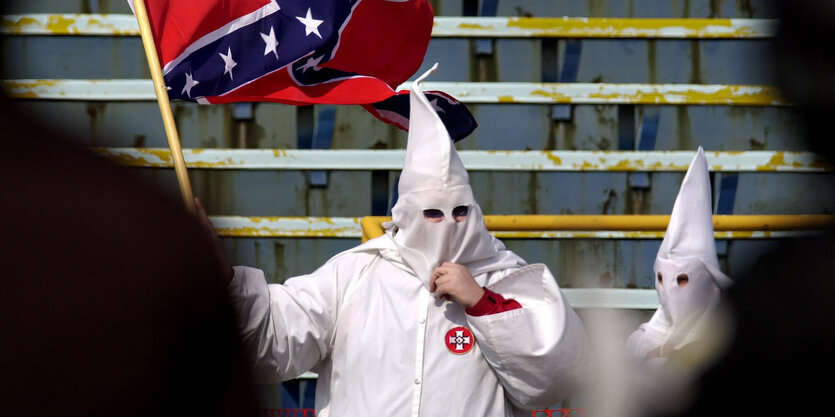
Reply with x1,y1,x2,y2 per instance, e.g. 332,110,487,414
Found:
2,13,832,313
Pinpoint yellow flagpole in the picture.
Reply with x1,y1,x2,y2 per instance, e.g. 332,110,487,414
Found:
132,0,196,212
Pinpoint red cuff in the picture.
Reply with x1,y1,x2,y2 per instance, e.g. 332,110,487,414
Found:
465,288,522,316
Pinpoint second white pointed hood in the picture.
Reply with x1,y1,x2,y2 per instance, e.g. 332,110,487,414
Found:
653,147,733,348
389,64,523,286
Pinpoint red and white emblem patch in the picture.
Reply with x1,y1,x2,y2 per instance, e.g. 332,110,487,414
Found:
445,326,475,355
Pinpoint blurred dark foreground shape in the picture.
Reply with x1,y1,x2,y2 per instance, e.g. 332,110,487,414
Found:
0,93,259,417
651,1,835,416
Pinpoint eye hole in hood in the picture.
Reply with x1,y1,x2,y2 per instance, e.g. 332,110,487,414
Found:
423,209,444,222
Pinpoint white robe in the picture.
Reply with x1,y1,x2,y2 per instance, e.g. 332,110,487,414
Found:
227,233,588,417
624,309,672,367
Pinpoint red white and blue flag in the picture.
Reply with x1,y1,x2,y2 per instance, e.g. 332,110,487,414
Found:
132,0,477,141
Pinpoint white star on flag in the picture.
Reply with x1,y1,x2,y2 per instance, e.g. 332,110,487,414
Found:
299,55,324,73
182,72,199,97
430,98,446,113
261,26,279,59
219,47,237,80
296,8,324,38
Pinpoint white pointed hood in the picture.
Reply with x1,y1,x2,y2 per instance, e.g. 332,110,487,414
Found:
653,147,733,348
388,63,523,286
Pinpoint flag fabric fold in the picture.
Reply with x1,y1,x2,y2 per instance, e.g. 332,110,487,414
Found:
363,90,477,143
132,0,477,140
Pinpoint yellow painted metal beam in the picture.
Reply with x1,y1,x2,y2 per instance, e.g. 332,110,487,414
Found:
359,215,835,242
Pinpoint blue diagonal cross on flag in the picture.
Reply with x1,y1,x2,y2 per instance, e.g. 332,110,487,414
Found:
132,0,477,141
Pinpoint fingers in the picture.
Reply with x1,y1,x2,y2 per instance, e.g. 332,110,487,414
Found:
431,272,446,297
433,279,451,301
432,274,458,303
430,264,450,292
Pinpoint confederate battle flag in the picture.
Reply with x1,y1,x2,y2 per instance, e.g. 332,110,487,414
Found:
131,0,477,141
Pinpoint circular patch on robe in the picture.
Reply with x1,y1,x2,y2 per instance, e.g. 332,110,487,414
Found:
445,326,475,355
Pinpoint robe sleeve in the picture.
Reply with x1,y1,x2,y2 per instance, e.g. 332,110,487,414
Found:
465,264,590,410
465,288,522,316
226,257,350,384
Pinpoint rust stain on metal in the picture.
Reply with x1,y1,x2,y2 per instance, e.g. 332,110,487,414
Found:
530,89,572,103
504,17,764,39
456,23,493,30
88,18,139,36
589,85,781,106
756,151,786,171
138,149,172,162
497,96,518,103
0,16,39,34
607,159,641,171
3,79,58,91
0,15,137,35
99,152,163,167
215,226,357,238
574,161,597,171
237,216,359,225
45,15,78,34
526,85,784,105
545,152,563,165
187,156,240,168
273,149,289,157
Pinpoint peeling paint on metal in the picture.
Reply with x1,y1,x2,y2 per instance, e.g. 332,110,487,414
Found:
756,151,785,171
456,23,492,30
0,16,38,34
92,147,173,166
5,79,787,106
86,148,833,172
524,84,784,106
1,79,58,99
0,14,140,36
211,216,363,238
215,226,358,238
545,152,563,166
430,17,776,38
3,14,776,39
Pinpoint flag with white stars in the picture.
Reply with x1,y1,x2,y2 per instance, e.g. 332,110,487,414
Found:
134,0,477,140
